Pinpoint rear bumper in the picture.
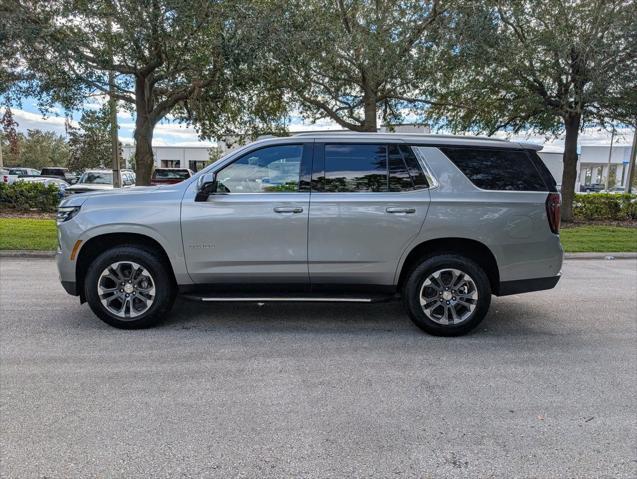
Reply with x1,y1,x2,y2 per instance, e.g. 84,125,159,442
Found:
497,275,560,296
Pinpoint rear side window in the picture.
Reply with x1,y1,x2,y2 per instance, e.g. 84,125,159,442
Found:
440,147,547,191
324,144,388,192
321,144,429,192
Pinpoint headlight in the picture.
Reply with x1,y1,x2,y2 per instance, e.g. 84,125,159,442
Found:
57,206,81,223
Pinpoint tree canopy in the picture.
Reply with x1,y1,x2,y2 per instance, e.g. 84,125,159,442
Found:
1,0,286,184
259,0,450,131
425,0,637,220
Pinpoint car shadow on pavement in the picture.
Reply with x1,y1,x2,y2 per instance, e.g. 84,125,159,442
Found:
143,296,557,338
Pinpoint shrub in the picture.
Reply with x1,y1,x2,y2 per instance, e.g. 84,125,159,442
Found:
573,193,637,221
0,182,61,212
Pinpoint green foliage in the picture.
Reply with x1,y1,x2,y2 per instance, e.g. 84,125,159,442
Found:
257,0,447,131
0,182,61,212
1,129,70,169
67,106,112,172
2,0,289,184
428,0,637,133
573,193,637,221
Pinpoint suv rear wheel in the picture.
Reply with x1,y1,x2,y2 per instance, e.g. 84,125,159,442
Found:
84,246,175,329
403,254,491,336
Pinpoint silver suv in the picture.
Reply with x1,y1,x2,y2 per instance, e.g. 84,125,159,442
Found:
56,133,563,336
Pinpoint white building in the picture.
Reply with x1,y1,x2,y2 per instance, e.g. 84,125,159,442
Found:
538,144,633,191
121,145,214,172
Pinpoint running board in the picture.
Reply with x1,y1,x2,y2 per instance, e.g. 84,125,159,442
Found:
182,294,395,303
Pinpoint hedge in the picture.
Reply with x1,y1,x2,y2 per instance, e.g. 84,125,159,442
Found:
573,193,637,221
0,182,61,213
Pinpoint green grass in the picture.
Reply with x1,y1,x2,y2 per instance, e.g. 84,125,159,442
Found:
560,226,637,253
0,218,57,250
0,217,635,254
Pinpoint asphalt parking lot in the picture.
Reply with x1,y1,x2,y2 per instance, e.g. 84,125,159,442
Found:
1,257,636,478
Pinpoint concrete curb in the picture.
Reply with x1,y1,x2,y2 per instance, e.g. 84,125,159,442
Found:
0,250,57,258
563,252,637,260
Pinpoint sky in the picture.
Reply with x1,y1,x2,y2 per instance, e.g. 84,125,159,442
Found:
6,96,635,152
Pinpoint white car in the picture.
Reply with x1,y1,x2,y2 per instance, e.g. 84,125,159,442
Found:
2,167,41,185
65,170,135,195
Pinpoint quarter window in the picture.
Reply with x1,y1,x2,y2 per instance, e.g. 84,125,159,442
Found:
217,145,303,193
440,147,547,191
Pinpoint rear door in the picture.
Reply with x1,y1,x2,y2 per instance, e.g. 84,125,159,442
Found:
308,142,430,287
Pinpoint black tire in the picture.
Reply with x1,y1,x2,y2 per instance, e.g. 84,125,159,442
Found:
402,254,491,336
84,245,175,329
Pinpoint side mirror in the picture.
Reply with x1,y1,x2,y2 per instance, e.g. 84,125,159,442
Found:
195,172,217,202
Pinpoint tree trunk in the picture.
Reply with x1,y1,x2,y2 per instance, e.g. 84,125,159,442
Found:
362,92,378,132
134,118,154,186
560,113,581,223
133,76,155,186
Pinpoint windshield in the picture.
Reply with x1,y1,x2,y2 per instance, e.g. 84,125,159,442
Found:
153,169,190,179
80,172,113,184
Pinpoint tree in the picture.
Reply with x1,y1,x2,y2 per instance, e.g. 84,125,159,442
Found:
1,107,20,167
426,0,637,221
260,0,449,132
1,129,69,169
66,106,113,172
2,0,286,184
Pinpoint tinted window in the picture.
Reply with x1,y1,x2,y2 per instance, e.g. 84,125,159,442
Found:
81,172,113,184
153,169,191,179
388,144,413,191
440,147,547,191
218,145,302,193
401,145,429,188
324,144,387,192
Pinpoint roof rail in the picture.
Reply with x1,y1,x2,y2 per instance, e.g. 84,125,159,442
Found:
292,131,511,142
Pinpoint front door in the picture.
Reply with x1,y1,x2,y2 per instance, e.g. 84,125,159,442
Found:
181,143,312,285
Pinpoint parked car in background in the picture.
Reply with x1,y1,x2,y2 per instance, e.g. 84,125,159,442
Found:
40,166,79,184
18,176,70,199
580,183,605,193
2,167,40,184
56,133,563,335
65,169,134,195
150,168,194,185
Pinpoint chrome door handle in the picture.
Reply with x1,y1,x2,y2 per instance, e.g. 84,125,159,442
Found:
386,207,415,214
273,206,303,214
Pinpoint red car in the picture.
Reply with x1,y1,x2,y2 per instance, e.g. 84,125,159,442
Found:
150,168,194,185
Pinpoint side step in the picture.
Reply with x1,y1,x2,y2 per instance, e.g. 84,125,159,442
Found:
182,293,396,303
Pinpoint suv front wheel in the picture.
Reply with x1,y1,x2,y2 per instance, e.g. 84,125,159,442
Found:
403,254,491,336
84,246,175,329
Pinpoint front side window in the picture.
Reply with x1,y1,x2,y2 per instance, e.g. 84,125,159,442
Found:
217,145,303,193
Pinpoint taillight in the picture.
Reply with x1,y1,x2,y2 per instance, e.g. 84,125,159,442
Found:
546,192,561,234
2,175,7,183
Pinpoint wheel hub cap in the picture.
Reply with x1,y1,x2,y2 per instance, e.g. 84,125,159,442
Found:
419,268,479,325
97,261,155,320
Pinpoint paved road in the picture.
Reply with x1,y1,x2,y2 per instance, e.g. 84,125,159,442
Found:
1,258,636,478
